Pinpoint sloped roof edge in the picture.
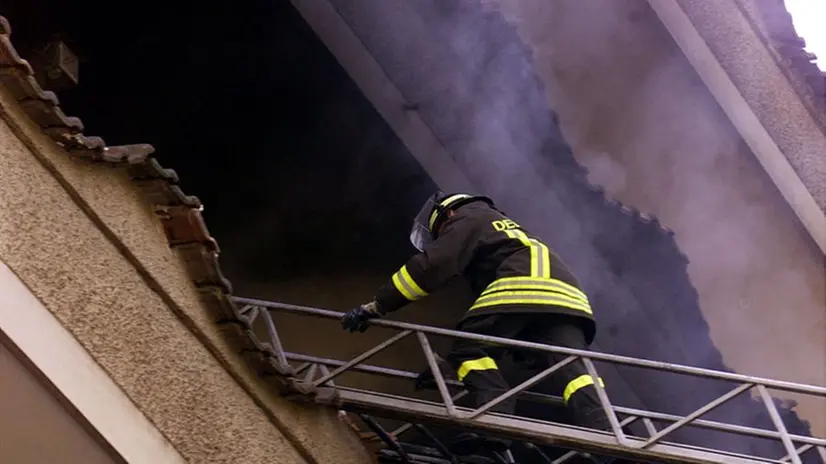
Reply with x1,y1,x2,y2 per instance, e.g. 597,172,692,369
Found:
650,0,826,255
744,0,826,130
0,15,329,403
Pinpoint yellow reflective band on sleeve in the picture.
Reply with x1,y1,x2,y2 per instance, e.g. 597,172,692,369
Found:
504,230,551,278
482,276,589,303
457,356,498,381
469,290,592,314
563,375,605,405
391,265,429,301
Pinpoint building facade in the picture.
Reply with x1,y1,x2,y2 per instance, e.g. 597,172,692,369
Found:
0,16,373,463
1,0,824,461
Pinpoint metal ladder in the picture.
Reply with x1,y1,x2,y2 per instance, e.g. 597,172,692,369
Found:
232,296,826,464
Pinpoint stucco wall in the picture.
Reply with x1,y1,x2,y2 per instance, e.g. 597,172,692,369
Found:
0,86,372,463
490,0,825,435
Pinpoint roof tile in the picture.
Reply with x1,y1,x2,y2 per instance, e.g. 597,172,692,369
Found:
158,205,218,251
217,319,264,351
0,15,318,401
177,243,233,293
139,181,201,208
127,157,180,182
198,287,243,324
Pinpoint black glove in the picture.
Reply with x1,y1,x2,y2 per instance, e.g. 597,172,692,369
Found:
341,301,383,333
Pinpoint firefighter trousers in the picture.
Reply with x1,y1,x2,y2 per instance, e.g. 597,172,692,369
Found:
446,313,611,431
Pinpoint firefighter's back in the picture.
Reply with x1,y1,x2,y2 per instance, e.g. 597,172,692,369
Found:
455,201,596,341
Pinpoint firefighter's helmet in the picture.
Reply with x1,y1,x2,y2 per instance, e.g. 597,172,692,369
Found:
409,191,494,251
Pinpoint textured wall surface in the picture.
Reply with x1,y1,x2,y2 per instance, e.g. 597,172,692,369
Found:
490,0,825,435
676,0,826,210
0,86,371,463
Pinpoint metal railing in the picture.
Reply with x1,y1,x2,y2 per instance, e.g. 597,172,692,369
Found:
232,296,826,464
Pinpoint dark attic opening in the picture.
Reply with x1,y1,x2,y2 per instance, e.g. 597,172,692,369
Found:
2,1,818,463
2,0,435,283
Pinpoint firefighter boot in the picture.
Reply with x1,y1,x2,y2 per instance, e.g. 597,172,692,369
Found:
413,352,456,390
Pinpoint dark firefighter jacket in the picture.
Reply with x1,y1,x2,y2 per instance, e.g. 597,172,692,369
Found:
374,201,596,343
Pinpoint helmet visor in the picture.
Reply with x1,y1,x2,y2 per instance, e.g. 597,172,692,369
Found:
409,192,442,251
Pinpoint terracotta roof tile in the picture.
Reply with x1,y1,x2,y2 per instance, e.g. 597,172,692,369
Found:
0,15,324,402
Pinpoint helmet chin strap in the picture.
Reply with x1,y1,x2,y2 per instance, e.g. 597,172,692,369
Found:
430,204,452,238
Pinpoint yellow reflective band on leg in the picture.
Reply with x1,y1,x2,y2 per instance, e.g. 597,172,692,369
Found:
457,357,498,382
391,265,429,301
563,375,605,405
505,230,551,278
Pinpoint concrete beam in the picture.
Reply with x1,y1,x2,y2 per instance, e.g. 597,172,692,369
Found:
0,262,186,464
290,0,477,194
647,0,826,255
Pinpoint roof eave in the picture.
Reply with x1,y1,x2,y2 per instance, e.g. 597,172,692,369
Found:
288,0,477,194
649,0,826,255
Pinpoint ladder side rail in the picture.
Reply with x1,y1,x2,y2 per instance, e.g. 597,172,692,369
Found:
233,297,826,398
337,387,780,464
281,352,826,450
391,391,469,439
234,298,825,462
552,414,642,464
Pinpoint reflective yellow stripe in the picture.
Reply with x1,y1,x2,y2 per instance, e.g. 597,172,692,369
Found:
457,357,498,381
563,375,605,404
428,194,472,230
440,194,472,208
504,230,550,278
482,276,589,303
470,290,593,314
473,290,590,310
472,228,591,314
391,265,429,301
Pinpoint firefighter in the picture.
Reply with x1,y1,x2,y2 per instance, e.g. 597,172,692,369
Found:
341,192,612,457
